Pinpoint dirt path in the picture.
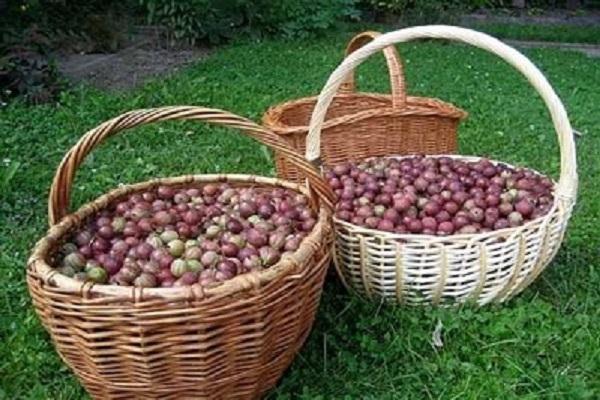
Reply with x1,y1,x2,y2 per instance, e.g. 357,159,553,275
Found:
505,39,600,57
56,28,209,91
58,46,209,91
460,9,600,57
462,9,600,27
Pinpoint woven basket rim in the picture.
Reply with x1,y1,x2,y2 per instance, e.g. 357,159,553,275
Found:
331,154,561,242
263,93,468,135
28,173,331,302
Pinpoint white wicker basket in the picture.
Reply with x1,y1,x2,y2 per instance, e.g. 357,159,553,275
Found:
306,26,578,306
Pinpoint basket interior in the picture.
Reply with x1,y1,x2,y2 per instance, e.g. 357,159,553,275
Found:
329,155,567,306
27,175,333,399
330,154,561,248
34,174,329,300
271,94,465,129
277,95,390,127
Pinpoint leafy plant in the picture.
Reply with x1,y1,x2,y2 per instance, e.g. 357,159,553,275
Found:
359,0,469,24
359,0,576,22
0,0,139,54
0,160,20,195
361,0,410,14
142,0,244,45
140,0,360,45
248,0,361,39
0,0,134,104
0,27,64,104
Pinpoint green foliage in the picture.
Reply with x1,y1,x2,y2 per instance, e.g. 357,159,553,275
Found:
141,0,242,45
361,0,501,14
0,27,64,104
0,0,139,104
140,0,360,44
404,0,467,23
359,0,595,21
0,0,138,53
1,28,600,398
247,0,361,39
360,0,472,24
362,0,408,14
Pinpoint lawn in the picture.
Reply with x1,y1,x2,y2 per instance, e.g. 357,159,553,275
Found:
1,27,599,399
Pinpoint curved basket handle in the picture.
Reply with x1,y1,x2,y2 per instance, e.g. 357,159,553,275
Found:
338,31,406,109
307,25,577,202
49,106,334,225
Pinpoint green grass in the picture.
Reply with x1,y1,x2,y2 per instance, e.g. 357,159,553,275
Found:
1,28,600,399
466,22,600,44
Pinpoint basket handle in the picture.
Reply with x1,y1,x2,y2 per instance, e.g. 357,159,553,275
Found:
307,25,577,202
48,106,335,226
338,31,406,109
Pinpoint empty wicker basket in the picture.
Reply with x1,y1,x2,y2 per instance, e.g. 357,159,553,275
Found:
27,107,334,399
263,30,467,183
306,26,577,306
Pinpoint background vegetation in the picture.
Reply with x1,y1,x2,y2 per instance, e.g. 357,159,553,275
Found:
1,26,599,398
1,0,598,104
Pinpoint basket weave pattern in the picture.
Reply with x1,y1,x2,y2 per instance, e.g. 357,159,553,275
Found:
307,26,577,306
333,156,569,305
27,107,334,398
263,30,467,183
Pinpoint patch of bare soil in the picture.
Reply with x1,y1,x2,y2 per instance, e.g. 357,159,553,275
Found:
463,9,600,26
56,29,209,91
461,10,600,57
504,39,600,57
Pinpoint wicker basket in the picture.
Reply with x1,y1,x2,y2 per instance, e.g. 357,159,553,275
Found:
306,26,578,306
263,30,467,183
27,106,334,399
